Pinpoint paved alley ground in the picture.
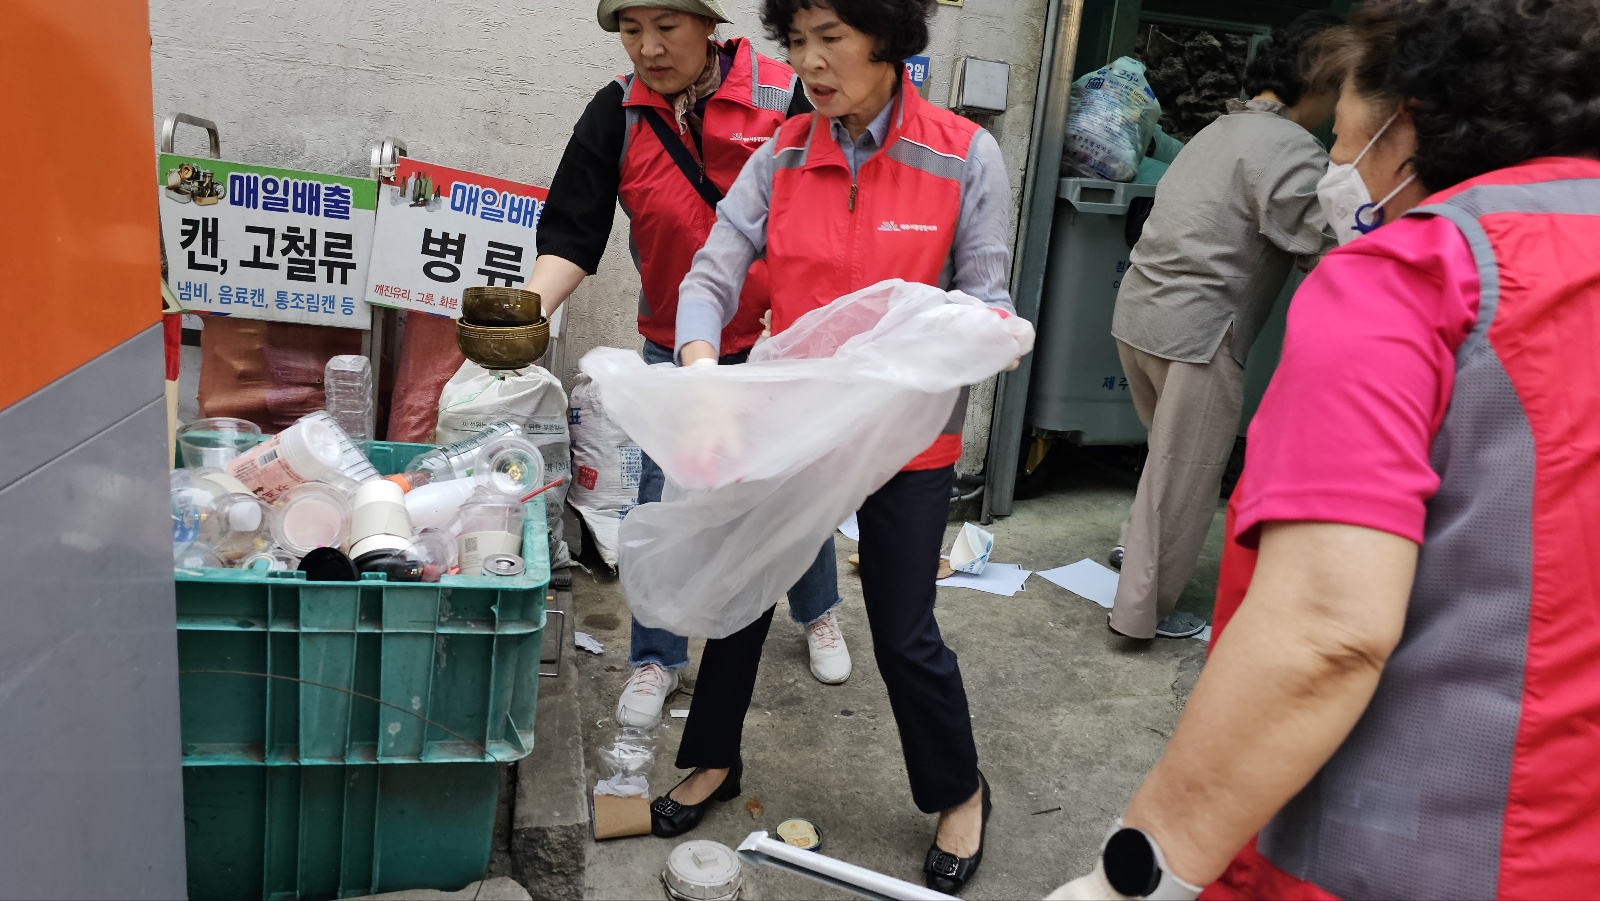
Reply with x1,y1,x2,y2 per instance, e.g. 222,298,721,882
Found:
565,454,1225,900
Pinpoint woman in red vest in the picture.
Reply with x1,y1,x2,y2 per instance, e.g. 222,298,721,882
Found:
527,0,854,731
1049,1,1600,898
651,0,1025,893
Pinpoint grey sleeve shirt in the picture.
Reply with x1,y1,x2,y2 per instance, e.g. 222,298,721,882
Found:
1111,99,1335,366
675,113,1014,359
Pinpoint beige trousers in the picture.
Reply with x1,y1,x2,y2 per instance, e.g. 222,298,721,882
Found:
1110,331,1245,638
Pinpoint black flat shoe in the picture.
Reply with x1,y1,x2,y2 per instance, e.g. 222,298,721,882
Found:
650,759,743,838
923,771,992,894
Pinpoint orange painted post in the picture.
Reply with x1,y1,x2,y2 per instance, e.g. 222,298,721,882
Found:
1,1,162,410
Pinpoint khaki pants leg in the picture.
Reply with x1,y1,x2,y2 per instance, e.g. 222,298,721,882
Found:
1110,335,1244,638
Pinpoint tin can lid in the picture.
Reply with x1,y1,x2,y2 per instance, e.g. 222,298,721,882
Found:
662,840,741,901
775,818,822,851
482,553,525,576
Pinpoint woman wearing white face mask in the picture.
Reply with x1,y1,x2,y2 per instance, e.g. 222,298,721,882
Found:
1106,14,1343,642
1049,0,1600,897
1314,109,1419,244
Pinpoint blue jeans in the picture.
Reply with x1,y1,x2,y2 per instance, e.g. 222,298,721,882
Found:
629,340,842,670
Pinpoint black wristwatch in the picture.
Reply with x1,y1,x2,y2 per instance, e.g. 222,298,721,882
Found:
1100,823,1202,900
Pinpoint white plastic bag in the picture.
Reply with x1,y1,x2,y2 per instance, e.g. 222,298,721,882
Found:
435,361,573,568
567,370,641,568
580,279,1033,639
1063,57,1162,183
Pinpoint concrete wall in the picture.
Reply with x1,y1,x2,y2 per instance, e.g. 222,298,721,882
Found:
150,0,1048,473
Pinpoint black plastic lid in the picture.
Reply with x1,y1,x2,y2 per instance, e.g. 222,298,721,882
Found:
298,547,359,582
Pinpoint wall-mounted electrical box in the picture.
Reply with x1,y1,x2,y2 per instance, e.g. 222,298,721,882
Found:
950,57,1010,114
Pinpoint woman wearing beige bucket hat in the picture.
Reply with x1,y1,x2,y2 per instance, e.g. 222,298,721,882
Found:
526,1,852,730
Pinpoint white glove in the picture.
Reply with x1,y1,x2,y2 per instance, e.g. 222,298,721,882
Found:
1046,864,1132,901
1000,312,1036,372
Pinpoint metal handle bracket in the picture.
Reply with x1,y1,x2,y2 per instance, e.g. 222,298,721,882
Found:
160,112,221,158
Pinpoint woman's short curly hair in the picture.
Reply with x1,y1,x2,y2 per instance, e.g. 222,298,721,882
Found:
761,0,937,63
1329,0,1600,192
1242,13,1344,107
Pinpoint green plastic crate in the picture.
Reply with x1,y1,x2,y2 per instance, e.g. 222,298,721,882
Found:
183,762,499,901
176,441,549,765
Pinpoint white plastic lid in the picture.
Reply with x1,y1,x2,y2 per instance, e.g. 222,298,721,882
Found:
224,494,265,532
663,841,742,901
281,418,343,479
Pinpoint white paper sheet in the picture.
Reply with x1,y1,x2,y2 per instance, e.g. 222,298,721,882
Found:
574,631,606,655
1038,559,1120,608
937,562,1031,597
1196,625,1212,643
838,513,860,542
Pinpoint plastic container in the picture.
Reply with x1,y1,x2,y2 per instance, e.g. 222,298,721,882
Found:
403,478,480,532
182,762,499,901
301,410,381,482
228,416,343,502
472,434,546,497
349,480,416,561
175,441,550,765
171,468,227,549
240,548,299,572
456,488,525,575
177,417,263,468
663,841,743,901
174,543,225,570
271,482,354,557
1028,177,1159,445
210,493,274,562
323,354,376,448
405,421,522,481
356,527,456,584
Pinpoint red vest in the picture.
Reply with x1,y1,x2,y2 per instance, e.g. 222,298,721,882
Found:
766,75,981,470
1204,158,1600,901
617,39,796,352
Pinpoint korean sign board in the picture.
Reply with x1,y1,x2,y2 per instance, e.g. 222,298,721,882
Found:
905,56,931,92
158,155,376,328
364,158,548,318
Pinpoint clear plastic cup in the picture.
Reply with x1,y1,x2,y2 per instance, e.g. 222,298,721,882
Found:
455,488,525,574
271,482,354,557
473,435,546,497
177,417,263,469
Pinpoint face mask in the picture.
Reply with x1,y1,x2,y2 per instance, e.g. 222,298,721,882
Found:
1317,111,1418,245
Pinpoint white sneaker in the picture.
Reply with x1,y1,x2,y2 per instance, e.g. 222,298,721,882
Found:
805,611,852,685
616,662,679,728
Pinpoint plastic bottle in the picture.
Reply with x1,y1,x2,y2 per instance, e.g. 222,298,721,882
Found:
300,410,380,482
385,469,433,492
405,421,523,481
323,354,375,448
227,417,343,502
404,478,481,532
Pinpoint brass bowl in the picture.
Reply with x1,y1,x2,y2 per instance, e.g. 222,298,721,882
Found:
462,286,543,326
456,318,550,370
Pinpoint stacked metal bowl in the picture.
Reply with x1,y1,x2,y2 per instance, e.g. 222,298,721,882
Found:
457,286,549,370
